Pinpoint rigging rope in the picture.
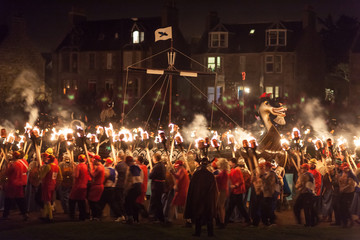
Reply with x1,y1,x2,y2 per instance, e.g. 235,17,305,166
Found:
157,76,170,129
145,75,168,129
125,74,164,118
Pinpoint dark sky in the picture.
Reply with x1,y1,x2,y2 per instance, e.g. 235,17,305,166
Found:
1,0,359,52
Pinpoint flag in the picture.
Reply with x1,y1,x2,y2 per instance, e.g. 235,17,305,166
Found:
155,26,172,42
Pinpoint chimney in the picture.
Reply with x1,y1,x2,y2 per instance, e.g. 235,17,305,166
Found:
206,12,220,31
162,1,178,27
69,7,86,26
302,5,316,30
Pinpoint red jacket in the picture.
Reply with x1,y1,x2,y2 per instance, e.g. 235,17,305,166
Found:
18,158,29,186
88,164,105,202
136,164,148,204
70,162,91,200
172,167,190,206
309,168,322,196
5,161,25,198
215,169,229,196
229,166,246,194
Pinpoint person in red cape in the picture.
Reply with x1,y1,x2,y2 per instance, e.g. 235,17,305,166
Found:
2,151,28,220
69,154,91,221
135,156,149,219
171,160,190,208
88,154,105,220
39,154,62,222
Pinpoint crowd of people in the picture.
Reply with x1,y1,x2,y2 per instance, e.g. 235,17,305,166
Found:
0,122,360,237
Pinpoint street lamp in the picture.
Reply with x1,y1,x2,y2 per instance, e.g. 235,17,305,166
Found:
241,72,246,128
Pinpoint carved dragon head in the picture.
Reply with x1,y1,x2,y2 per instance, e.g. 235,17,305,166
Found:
258,93,287,130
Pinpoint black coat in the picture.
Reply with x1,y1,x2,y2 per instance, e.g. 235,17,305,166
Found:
184,164,218,221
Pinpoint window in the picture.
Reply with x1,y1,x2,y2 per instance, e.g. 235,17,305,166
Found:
132,30,144,44
115,32,119,39
71,53,78,72
123,51,142,69
61,52,70,72
89,53,95,70
63,79,78,95
209,32,228,48
105,79,113,91
266,29,286,46
274,56,282,73
106,53,113,69
207,86,222,103
325,88,335,102
265,86,280,98
207,56,223,72
237,86,250,99
265,55,282,73
265,56,274,73
88,80,96,93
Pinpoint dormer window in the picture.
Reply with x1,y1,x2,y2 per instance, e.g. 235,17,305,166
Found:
266,29,286,46
131,23,144,44
209,32,228,48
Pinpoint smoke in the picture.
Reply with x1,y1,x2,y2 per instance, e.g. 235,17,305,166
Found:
182,114,211,143
6,70,42,126
300,98,332,139
0,120,15,133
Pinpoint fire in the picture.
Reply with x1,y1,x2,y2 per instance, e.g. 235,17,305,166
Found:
292,127,301,139
174,132,183,145
354,136,360,148
280,137,290,151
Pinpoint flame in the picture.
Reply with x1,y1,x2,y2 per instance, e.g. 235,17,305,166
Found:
211,131,220,148
174,132,183,145
280,136,290,151
337,136,347,151
169,123,175,133
195,137,204,149
354,136,360,147
6,133,15,144
17,135,25,149
292,127,301,138
138,128,149,141
86,133,99,143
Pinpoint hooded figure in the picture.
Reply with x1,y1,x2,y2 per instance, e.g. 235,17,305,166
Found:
184,158,218,237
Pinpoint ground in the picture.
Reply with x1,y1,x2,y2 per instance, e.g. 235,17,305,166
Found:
1,203,360,240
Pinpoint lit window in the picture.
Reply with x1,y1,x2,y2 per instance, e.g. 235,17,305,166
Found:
266,29,286,46
132,30,144,44
265,86,280,98
209,32,228,48
115,33,119,39
207,86,222,103
207,56,223,72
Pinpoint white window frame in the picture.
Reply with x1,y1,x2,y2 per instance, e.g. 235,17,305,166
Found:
265,86,280,98
207,56,223,73
265,55,282,73
208,32,228,48
266,29,287,46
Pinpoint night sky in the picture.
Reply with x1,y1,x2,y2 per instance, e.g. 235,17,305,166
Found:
0,0,359,52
